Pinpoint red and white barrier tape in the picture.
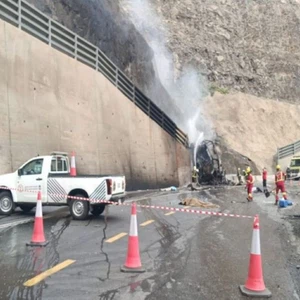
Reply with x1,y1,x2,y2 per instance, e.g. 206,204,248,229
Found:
0,186,253,219
135,204,252,219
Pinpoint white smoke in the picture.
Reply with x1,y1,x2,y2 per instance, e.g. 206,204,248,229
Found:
122,0,215,148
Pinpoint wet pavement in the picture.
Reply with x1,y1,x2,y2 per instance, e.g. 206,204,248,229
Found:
0,185,300,300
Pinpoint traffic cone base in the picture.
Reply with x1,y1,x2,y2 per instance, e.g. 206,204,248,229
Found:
239,285,271,298
120,265,145,273
26,240,49,247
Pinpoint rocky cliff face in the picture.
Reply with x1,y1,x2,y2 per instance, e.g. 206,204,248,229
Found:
27,0,151,87
28,0,300,104
150,0,300,103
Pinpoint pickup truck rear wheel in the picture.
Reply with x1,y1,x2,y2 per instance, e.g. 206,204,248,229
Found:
70,196,89,220
0,191,15,215
19,205,35,213
91,205,105,217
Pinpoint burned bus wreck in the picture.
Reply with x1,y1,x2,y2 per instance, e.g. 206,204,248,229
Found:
193,140,227,184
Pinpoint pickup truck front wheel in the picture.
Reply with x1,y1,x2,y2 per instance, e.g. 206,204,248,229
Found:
70,197,89,220
0,191,15,215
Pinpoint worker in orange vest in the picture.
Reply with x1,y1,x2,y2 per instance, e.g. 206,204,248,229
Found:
246,166,255,202
275,165,287,205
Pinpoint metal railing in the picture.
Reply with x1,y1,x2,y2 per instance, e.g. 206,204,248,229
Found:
277,140,300,160
0,0,189,147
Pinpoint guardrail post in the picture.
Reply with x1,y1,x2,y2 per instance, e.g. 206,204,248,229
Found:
75,35,78,60
116,69,118,88
95,49,98,71
18,0,21,28
133,87,136,103
293,143,295,155
48,20,52,46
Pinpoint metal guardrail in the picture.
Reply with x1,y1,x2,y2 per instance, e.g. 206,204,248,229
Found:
0,0,189,147
277,140,300,160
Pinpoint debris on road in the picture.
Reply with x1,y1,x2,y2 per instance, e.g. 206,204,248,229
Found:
160,186,177,192
279,199,293,208
179,197,219,209
252,187,263,193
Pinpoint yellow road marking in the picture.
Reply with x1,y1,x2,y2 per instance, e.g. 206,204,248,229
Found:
140,220,155,227
23,259,75,287
165,211,175,216
105,232,128,243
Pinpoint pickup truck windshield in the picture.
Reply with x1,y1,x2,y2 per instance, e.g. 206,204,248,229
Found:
290,159,300,167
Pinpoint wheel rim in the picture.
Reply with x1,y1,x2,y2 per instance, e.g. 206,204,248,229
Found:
73,201,84,217
0,197,13,213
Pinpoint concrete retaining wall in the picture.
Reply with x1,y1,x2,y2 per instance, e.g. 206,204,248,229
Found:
0,19,191,190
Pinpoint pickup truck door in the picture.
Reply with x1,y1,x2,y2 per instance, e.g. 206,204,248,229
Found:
16,158,47,203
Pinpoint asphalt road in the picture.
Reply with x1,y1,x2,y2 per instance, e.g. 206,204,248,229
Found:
0,185,300,300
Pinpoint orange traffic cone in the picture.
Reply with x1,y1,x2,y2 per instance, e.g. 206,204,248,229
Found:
26,191,48,247
121,202,145,273
70,151,77,176
240,215,271,298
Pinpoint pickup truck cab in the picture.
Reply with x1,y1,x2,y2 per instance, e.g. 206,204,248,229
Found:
0,152,126,220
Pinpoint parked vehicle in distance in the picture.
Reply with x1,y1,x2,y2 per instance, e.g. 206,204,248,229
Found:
287,155,300,179
0,152,126,220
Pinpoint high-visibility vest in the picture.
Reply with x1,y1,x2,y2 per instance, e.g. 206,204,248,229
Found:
247,174,254,185
275,171,285,183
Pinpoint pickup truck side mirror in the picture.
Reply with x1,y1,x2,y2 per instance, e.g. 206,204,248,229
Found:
18,169,22,176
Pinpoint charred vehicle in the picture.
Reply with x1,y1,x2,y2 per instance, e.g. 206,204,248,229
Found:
194,140,227,184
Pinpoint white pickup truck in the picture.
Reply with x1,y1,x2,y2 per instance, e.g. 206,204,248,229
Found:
0,152,126,220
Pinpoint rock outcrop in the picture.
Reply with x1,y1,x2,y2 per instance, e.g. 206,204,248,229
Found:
27,0,300,104
151,0,300,103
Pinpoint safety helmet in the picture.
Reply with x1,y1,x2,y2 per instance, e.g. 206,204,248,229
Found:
193,166,197,170
276,165,281,170
246,166,251,173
